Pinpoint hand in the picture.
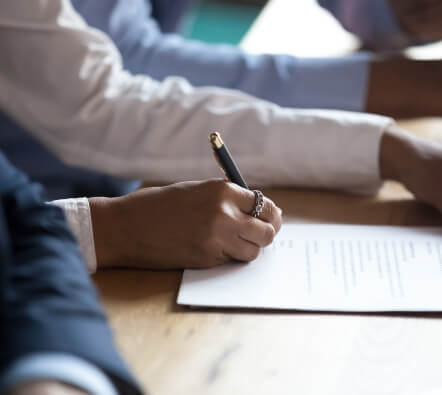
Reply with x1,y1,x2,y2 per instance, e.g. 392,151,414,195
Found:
389,0,442,42
380,126,442,212
90,179,283,270
367,57,442,118
8,381,88,395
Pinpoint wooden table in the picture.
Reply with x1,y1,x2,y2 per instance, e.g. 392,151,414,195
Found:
94,3,442,394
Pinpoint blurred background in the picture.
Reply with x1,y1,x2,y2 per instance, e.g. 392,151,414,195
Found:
181,0,267,44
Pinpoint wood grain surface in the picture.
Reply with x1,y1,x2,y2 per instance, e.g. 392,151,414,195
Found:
94,118,442,395
94,2,442,393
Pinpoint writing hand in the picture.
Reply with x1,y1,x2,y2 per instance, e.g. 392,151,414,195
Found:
90,179,282,270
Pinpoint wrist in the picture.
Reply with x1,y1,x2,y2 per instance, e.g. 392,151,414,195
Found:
380,125,419,183
367,58,440,118
367,57,412,117
89,197,123,269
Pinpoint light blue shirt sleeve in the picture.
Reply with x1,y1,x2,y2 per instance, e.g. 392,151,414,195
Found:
318,0,427,50
0,354,117,395
71,0,370,112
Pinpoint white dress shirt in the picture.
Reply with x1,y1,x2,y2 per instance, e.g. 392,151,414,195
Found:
0,0,394,272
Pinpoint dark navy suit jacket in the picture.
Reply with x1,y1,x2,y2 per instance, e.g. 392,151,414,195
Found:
0,152,143,395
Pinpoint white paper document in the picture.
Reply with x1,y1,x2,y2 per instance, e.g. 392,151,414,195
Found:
178,225,442,312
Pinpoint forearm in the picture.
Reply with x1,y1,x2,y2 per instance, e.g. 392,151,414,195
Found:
73,0,369,112
56,125,442,273
379,125,442,213
0,1,391,191
366,57,442,118
379,125,418,182
113,35,371,112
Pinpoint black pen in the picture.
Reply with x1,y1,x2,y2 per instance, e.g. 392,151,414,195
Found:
209,132,249,189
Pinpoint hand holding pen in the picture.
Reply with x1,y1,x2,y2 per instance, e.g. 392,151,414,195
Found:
209,131,275,220
89,132,282,270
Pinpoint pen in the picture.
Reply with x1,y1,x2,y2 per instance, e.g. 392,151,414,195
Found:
209,132,249,189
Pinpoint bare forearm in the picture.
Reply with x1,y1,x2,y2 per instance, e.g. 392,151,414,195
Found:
367,58,442,118
380,125,442,212
379,125,418,182
89,180,282,270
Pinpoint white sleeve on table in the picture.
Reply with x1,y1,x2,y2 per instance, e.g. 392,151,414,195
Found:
0,0,393,195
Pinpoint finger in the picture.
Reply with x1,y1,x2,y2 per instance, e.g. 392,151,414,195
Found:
227,183,283,231
226,183,256,211
224,235,261,263
256,195,283,233
238,214,276,248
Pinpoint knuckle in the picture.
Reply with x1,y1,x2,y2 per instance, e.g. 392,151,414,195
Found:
274,211,283,233
263,225,276,246
265,198,276,217
205,178,224,191
209,179,232,204
266,199,283,231
241,245,260,262
247,246,261,262
258,197,270,220
231,182,253,202
206,178,226,187
242,215,255,228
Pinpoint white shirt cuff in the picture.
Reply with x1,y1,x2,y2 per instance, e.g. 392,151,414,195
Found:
51,198,97,274
258,110,393,195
